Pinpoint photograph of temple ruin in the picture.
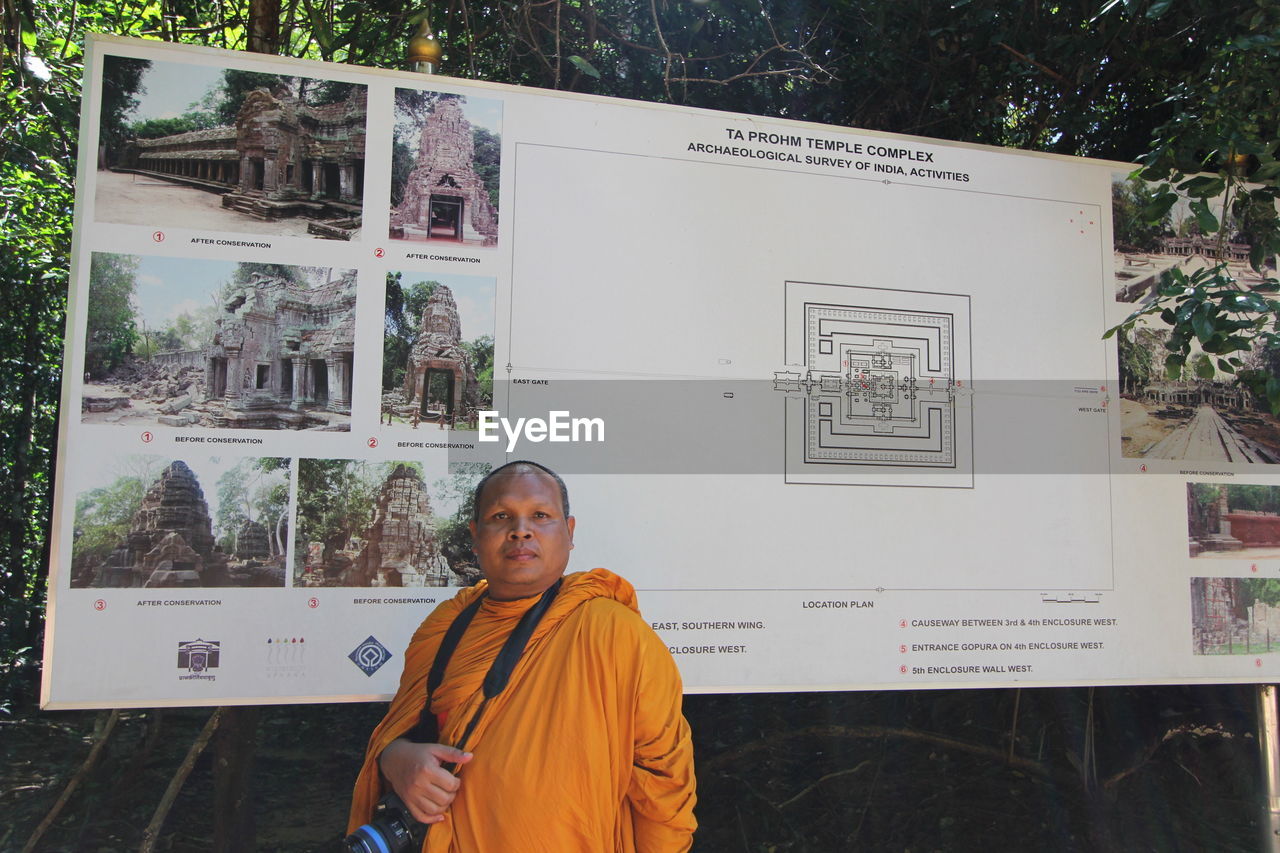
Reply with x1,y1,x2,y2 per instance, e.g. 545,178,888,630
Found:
80,253,357,431
1112,171,1276,303
382,271,495,428
95,55,366,239
1118,314,1280,463
1188,483,1280,559
70,454,291,589
1191,576,1280,655
293,459,489,587
390,90,501,246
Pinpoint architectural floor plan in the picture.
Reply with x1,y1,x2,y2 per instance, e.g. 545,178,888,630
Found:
777,281,973,487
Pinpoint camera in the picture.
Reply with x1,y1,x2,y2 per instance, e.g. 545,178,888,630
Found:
344,792,424,853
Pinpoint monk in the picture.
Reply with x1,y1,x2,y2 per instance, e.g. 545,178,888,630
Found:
348,460,697,851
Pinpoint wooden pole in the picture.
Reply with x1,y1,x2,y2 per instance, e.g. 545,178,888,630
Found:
139,708,224,853
1259,685,1280,852
22,710,121,853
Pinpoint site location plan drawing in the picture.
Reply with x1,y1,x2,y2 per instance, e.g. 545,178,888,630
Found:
777,281,973,487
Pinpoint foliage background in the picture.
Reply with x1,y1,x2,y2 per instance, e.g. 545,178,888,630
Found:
3,0,1280,849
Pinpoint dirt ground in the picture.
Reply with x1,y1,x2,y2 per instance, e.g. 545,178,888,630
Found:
93,170,359,241
1119,398,1187,457
79,382,351,432
79,382,175,427
2,684,1263,852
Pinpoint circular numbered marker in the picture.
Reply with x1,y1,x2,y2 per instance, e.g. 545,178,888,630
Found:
93,599,106,611
307,597,319,609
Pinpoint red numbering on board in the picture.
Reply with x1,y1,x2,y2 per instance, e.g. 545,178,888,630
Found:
93,599,106,611
141,431,153,443
308,597,319,609
367,437,378,448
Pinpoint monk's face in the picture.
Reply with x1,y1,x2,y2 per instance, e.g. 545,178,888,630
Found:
469,466,575,601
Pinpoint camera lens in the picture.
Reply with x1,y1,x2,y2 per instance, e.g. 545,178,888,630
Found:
345,823,398,853
343,794,421,853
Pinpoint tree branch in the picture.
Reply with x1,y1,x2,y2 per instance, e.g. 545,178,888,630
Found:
996,41,1068,83
22,710,121,853
138,707,224,853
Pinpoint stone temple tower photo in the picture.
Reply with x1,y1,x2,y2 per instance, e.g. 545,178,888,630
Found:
390,94,500,245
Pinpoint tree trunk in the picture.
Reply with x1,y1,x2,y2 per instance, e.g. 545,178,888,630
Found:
248,0,281,55
212,706,262,853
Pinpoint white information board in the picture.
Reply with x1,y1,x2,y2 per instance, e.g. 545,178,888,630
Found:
41,35,1280,709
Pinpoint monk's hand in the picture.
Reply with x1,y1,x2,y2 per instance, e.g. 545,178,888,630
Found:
378,738,474,824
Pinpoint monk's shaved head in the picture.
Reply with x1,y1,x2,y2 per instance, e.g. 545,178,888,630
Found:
471,460,570,521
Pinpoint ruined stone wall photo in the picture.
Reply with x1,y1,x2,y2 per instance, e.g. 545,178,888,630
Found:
1188,482,1280,557
1191,576,1280,655
389,90,502,247
80,254,358,432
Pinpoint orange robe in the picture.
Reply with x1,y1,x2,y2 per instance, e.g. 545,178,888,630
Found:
348,569,697,852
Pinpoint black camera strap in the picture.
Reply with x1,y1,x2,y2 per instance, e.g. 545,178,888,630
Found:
409,577,564,761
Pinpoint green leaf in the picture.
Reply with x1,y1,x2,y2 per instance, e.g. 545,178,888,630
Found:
1252,243,1269,271
1178,175,1225,198
306,6,335,52
1228,291,1271,312
1189,197,1220,233
1139,164,1169,182
1192,310,1215,344
1165,353,1186,378
1222,335,1253,352
1145,0,1174,18
1140,190,1179,222
1195,357,1216,379
566,55,601,79
1253,161,1280,182
1217,358,1236,374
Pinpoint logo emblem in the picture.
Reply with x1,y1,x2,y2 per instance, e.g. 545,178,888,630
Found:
266,637,306,679
349,636,392,676
177,639,220,681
